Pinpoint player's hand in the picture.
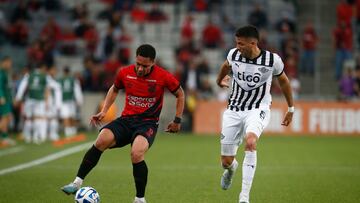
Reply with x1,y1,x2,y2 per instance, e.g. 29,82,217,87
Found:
90,111,106,127
219,75,231,88
165,122,181,133
281,111,293,126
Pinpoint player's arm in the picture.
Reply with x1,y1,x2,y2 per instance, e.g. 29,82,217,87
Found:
166,86,185,133
14,74,29,105
90,84,119,126
74,79,83,106
216,60,231,88
277,72,294,126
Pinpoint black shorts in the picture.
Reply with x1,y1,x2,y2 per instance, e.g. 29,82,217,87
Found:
101,117,158,148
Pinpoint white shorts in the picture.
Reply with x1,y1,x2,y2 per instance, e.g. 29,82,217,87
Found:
60,101,76,119
24,99,46,118
220,108,270,156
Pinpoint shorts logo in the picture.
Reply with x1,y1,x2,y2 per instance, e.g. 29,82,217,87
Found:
145,128,154,137
260,110,265,120
220,134,225,140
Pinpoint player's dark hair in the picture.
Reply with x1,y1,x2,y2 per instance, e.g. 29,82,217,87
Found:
136,44,156,60
235,25,259,41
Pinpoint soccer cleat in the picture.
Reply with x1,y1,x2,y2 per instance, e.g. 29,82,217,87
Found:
221,161,239,190
61,182,80,195
133,197,147,203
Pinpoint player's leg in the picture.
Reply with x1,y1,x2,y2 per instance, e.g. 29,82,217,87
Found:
131,122,157,203
33,101,47,144
220,109,242,190
131,135,149,203
23,100,33,143
239,132,257,203
239,109,270,203
61,128,117,195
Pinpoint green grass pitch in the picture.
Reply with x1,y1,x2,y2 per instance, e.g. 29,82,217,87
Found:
0,133,360,203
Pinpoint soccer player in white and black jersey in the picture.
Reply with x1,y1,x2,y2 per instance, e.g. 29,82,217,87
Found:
216,25,294,203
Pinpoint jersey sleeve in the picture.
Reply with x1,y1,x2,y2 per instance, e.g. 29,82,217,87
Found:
113,68,125,89
272,53,284,76
165,71,180,93
15,74,29,101
226,48,237,63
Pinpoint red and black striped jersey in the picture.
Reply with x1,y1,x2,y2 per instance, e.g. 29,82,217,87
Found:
114,64,180,120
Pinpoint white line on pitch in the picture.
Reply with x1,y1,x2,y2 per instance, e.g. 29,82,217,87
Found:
0,146,25,157
0,141,93,176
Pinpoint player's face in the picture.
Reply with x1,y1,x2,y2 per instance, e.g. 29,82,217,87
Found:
135,55,154,77
235,37,256,58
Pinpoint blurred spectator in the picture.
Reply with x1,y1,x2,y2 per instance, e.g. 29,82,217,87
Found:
336,0,353,27
147,3,168,22
333,21,353,80
103,52,121,88
130,1,147,32
201,19,223,49
284,56,298,77
117,26,132,65
58,26,77,56
83,24,99,55
180,15,194,43
300,20,318,75
275,13,296,34
187,0,208,12
41,16,61,44
96,25,116,60
71,2,88,20
354,68,360,97
7,18,28,46
27,40,44,68
74,16,90,38
10,1,31,23
247,3,268,29
27,0,42,12
339,67,356,100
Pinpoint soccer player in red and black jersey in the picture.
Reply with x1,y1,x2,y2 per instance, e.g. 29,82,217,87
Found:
61,44,185,203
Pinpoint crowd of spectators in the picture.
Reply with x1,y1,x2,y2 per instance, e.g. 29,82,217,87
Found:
333,0,360,100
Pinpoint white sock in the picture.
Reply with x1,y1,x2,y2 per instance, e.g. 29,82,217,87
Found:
39,119,48,143
73,177,83,186
33,119,42,144
49,119,59,141
240,151,257,202
23,120,32,143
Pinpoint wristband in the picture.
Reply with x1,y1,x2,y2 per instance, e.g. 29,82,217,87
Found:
174,116,182,124
288,106,295,113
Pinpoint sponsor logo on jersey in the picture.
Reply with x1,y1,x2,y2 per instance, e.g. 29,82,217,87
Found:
237,72,261,88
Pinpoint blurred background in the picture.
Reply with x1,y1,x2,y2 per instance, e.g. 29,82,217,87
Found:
0,0,359,145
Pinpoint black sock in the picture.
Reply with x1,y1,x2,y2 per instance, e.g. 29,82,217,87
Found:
133,160,148,198
77,145,103,179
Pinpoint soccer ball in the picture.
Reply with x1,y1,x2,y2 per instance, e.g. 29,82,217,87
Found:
74,187,100,203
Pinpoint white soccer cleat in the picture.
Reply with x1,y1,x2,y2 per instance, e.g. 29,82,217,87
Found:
133,197,147,203
221,161,239,190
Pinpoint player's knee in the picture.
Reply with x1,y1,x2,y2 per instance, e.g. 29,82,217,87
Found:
131,149,145,163
221,156,234,168
94,129,115,151
244,134,257,151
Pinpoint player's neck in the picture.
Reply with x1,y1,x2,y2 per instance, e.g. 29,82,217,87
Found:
249,47,261,60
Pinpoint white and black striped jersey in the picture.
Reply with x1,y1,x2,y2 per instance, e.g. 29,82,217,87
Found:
226,48,284,111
